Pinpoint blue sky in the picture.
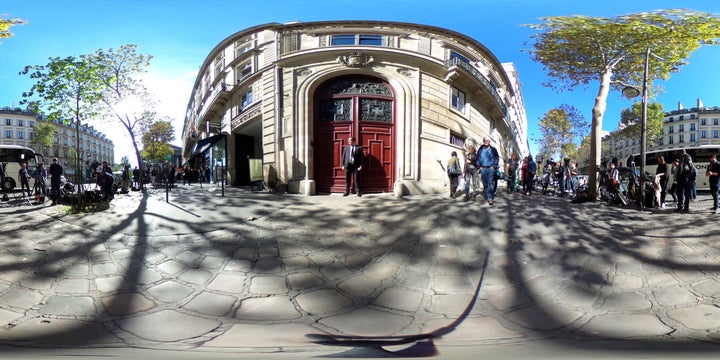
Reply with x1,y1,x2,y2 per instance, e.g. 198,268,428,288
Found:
2,0,720,163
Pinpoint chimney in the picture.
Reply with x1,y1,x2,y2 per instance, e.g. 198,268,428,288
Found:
678,102,684,110
697,98,703,109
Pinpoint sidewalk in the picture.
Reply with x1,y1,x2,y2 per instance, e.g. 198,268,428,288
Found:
0,184,719,358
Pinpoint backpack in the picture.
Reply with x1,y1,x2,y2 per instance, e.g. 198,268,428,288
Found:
448,161,461,175
680,154,693,178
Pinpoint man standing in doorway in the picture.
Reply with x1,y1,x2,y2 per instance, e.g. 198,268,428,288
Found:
341,136,364,197
477,136,499,205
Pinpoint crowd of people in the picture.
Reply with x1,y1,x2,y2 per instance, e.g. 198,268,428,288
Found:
657,150,707,214
4,159,217,206
446,136,503,205
445,144,720,215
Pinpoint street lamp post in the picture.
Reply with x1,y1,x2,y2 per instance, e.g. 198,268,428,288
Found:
639,47,651,211
621,48,651,210
622,48,678,211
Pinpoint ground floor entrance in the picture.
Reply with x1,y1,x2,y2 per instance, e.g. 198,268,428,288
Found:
313,76,395,194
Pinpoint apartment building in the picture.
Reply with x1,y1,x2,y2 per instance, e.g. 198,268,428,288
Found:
0,107,115,177
182,21,529,195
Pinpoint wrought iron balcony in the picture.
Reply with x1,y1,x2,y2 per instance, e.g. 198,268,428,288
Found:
445,58,507,118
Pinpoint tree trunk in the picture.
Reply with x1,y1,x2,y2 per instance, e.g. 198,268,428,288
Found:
588,70,612,199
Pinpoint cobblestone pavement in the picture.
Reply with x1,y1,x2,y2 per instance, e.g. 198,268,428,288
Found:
0,184,719,358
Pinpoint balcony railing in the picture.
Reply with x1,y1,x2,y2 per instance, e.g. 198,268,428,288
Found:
445,58,507,116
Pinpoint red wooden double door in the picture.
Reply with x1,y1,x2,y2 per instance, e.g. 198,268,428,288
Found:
314,76,395,194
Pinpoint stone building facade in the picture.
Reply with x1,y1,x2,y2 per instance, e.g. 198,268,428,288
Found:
0,107,115,177
182,21,529,195
603,98,720,167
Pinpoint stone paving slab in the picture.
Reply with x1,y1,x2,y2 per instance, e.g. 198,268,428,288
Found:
1,185,720,356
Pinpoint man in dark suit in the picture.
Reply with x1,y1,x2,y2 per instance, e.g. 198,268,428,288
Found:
48,158,63,205
341,136,364,197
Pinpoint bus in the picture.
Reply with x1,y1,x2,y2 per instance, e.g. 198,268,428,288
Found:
0,145,43,192
630,146,720,190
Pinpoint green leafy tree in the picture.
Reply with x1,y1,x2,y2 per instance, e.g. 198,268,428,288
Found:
0,16,25,43
93,45,154,191
119,155,131,167
140,119,174,162
576,135,592,175
21,44,155,195
20,55,105,207
537,104,588,161
29,120,57,160
525,9,720,198
618,102,665,148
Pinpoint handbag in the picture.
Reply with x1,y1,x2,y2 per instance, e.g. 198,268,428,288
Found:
448,162,461,175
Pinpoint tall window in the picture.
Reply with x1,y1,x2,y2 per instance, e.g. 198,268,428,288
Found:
236,61,252,84
213,53,225,79
690,123,696,131
241,89,253,108
5,118,11,125
715,118,720,125
451,86,466,113
5,130,11,138
679,124,684,132
701,119,707,126
702,130,707,139
679,134,685,143
715,130,720,138
203,74,211,94
668,125,674,134
234,36,254,58
690,133,696,142
331,34,383,46
17,119,23,127
18,131,24,139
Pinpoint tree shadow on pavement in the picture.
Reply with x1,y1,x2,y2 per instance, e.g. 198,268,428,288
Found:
498,192,720,355
1,187,720,357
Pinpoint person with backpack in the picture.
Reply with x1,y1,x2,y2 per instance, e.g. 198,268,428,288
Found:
674,150,693,213
446,151,461,198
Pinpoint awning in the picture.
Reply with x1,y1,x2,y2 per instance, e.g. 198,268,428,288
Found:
189,134,225,159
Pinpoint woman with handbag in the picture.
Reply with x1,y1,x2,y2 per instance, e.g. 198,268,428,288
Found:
447,151,461,198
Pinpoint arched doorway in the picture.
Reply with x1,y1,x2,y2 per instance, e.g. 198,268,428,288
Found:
314,76,395,194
